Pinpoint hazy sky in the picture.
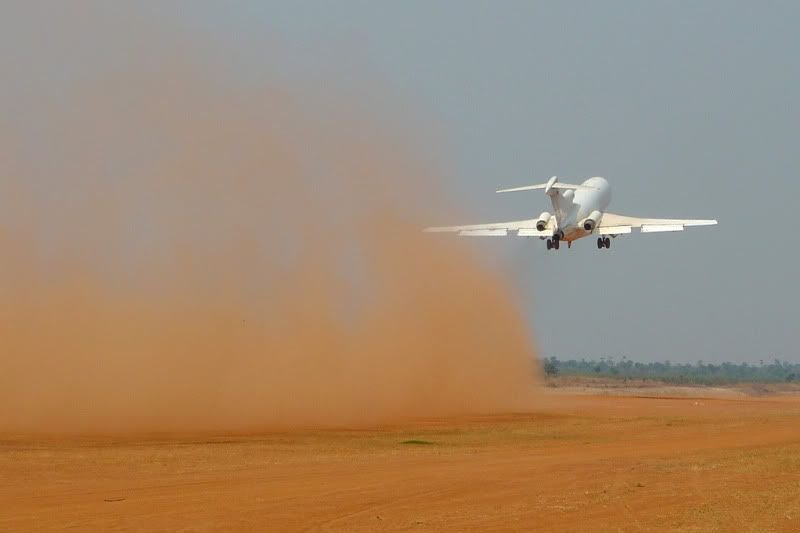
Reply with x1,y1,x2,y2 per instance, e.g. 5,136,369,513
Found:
180,1,798,364
9,2,800,363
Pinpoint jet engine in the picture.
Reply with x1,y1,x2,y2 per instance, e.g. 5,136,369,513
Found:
580,210,602,232
535,212,552,231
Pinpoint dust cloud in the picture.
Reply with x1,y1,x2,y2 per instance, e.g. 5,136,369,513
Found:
0,6,539,433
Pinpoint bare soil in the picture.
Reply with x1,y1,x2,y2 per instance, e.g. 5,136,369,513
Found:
2,392,800,532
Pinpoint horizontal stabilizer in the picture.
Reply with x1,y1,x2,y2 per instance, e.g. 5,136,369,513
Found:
496,182,594,193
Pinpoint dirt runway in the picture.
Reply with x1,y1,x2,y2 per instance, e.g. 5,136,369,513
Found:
2,392,799,531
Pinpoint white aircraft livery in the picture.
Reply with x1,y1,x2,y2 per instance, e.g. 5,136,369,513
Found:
424,176,717,250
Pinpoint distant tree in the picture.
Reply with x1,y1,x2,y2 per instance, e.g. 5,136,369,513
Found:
543,357,559,377
547,357,800,385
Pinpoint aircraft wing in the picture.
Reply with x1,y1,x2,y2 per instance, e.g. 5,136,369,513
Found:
424,218,554,237
595,212,718,235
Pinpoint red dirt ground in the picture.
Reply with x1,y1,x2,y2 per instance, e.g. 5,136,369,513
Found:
2,392,799,531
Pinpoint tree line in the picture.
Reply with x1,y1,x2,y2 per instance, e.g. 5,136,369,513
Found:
543,356,799,385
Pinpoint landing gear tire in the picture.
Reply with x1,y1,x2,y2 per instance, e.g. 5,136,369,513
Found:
546,239,552,250
553,238,560,250
597,237,604,249
604,237,611,249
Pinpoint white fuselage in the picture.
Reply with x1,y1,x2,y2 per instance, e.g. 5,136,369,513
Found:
550,177,612,242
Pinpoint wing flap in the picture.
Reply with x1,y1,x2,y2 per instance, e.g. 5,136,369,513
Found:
599,212,717,234
517,228,554,237
594,225,632,235
458,229,508,237
424,218,538,233
424,218,553,237
641,224,684,233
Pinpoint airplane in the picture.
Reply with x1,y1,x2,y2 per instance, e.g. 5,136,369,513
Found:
424,176,717,250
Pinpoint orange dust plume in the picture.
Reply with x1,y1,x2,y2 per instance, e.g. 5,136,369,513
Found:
0,6,539,433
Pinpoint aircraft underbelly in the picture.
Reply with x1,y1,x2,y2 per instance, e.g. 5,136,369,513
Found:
562,226,588,242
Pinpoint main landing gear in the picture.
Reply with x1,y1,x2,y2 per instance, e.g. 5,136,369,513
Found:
546,236,563,250
597,236,611,249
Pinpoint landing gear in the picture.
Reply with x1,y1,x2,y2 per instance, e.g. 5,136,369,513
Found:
545,236,561,251
597,237,612,249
